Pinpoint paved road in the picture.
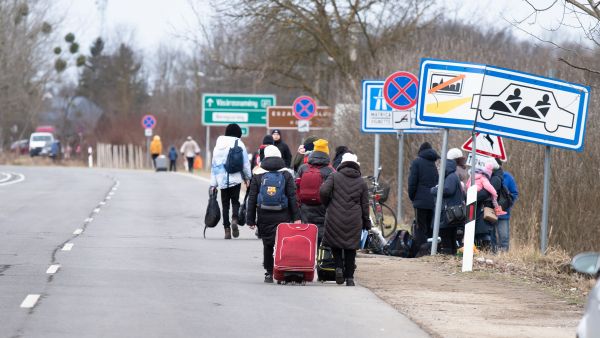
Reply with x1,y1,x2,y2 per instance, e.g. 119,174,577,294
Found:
0,165,429,338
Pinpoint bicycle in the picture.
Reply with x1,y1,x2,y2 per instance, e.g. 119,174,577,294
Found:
364,167,397,238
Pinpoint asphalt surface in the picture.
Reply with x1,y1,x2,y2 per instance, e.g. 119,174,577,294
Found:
0,165,429,338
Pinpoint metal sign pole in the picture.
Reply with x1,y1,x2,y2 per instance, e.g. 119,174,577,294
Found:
431,128,449,255
146,136,151,168
374,134,381,177
396,132,405,222
541,145,551,253
205,126,211,172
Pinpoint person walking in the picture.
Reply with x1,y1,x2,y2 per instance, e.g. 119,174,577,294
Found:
168,146,178,171
296,139,335,243
431,159,464,255
447,148,469,187
495,158,518,251
251,135,274,173
180,136,200,173
210,124,252,239
271,129,292,168
320,153,371,286
332,145,351,170
292,135,319,173
407,142,440,257
150,135,162,168
246,145,300,283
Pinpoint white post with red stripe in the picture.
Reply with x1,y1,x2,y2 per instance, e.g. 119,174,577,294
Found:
462,185,478,272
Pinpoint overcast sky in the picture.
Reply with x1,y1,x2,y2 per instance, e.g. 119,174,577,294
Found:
54,0,592,60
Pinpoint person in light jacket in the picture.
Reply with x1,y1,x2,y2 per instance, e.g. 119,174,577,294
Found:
180,136,200,173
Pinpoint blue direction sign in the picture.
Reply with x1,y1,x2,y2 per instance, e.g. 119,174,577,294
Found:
141,114,156,129
293,96,317,120
361,80,438,134
416,58,590,151
384,71,419,110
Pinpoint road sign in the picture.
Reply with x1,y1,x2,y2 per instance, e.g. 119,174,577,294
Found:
267,106,333,130
361,80,439,134
144,128,153,137
292,96,317,120
461,132,506,161
466,153,497,170
416,58,590,151
297,120,310,132
141,114,156,129
383,71,419,110
202,94,276,126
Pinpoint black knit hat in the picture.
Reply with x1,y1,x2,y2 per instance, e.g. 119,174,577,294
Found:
262,135,274,145
225,123,242,138
271,129,281,135
418,142,432,152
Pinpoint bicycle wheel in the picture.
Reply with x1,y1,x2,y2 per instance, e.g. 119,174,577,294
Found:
379,203,397,238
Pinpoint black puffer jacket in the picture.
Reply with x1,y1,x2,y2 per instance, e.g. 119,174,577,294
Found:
246,157,300,244
274,139,292,168
320,161,371,249
296,151,335,238
408,148,440,210
431,160,464,229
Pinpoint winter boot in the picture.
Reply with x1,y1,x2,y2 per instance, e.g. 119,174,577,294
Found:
231,219,239,238
264,273,274,283
335,268,344,285
346,278,355,286
224,228,232,240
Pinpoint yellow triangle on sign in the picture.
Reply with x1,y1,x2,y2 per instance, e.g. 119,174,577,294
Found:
425,97,472,114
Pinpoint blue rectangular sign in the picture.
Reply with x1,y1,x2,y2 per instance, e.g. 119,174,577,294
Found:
416,58,590,151
361,80,438,134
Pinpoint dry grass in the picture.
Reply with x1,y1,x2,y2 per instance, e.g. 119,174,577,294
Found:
0,153,87,167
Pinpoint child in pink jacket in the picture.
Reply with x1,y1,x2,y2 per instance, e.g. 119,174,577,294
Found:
467,163,507,216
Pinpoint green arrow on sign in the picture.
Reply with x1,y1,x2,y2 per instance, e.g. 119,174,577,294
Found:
201,93,276,126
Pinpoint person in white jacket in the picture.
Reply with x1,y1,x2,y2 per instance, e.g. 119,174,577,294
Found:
180,136,201,173
210,124,252,239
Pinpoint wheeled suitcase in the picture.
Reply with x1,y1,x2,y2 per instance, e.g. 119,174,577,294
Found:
316,245,336,282
273,223,318,284
155,155,168,172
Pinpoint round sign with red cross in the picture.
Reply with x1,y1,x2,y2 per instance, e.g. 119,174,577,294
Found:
141,114,157,129
383,71,419,110
292,96,317,120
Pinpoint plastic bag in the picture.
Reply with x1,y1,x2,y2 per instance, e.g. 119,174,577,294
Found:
238,189,249,226
204,188,221,238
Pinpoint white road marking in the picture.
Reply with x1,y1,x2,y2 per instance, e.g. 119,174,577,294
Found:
0,173,25,186
109,192,115,196
174,172,212,183
62,243,74,251
93,208,100,213
20,294,40,308
99,201,106,206
46,264,60,274
73,229,83,235
0,173,10,183
106,196,111,200
84,218,93,223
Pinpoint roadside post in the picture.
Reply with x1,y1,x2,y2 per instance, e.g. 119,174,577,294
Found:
361,78,438,223
88,146,93,168
416,58,590,262
141,114,157,169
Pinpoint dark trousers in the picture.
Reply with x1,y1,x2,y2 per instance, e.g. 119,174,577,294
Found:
220,184,241,228
151,154,159,168
263,238,275,275
439,227,458,255
169,160,176,171
412,208,433,257
331,248,357,279
186,157,194,173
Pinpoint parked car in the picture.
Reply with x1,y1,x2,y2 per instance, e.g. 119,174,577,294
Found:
29,132,54,157
571,252,600,338
10,139,29,155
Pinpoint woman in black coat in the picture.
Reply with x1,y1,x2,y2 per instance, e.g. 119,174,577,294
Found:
247,146,300,283
431,160,464,254
320,153,371,286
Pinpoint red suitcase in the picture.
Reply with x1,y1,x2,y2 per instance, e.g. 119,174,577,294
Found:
273,223,318,284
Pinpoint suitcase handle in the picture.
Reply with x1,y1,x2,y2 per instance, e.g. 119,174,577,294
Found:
284,223,311,231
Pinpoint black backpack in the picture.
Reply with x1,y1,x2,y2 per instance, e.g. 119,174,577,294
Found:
204,188,221,238
383,230,413,257
224,139,244,174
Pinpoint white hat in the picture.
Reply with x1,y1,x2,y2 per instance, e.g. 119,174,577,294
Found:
264,145,281,158
447,148,463,160
341,153,359,165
